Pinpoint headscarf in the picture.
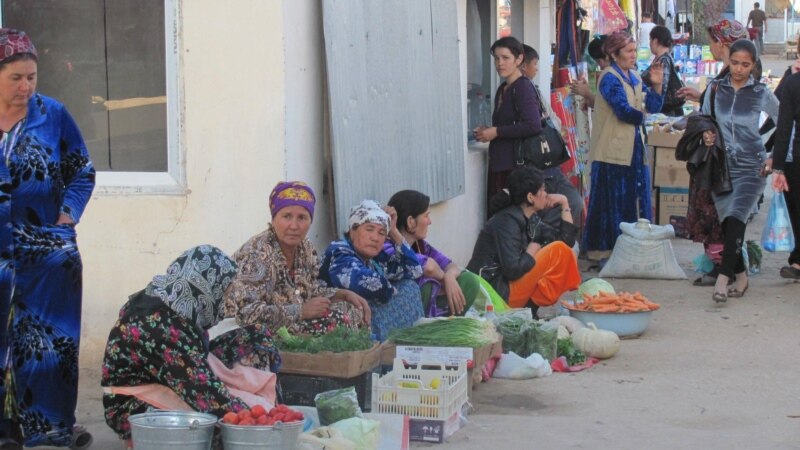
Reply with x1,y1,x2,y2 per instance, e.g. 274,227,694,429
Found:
144,245,238,331
602,31,634,59
269,181,316,219
707,19,748,44
347,199,390,231
0,28,36,62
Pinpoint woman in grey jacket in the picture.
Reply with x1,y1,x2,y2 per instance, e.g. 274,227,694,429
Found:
700,39,779,303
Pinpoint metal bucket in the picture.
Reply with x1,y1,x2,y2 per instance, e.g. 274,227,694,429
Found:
129,411,217,450
219,420,304,450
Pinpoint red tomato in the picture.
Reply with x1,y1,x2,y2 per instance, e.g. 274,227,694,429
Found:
250,405,267,418
287,412,304,422
256,415,270,425
272,413,285,422
237,409,253,421
223,412,240,425
239,417,256,426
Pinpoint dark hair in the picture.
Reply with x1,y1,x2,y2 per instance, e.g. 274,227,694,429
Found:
0,52,37,71
729,39,758,64
754,2,760,7
588,36,607,61
387,190,430,233
491,36,524,59
650,25,673,48
522,44,539,64
487,167,544,217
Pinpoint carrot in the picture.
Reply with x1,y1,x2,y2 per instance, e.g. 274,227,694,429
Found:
565,291,661,313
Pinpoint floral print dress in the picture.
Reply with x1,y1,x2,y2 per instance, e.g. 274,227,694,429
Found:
0,94,95,447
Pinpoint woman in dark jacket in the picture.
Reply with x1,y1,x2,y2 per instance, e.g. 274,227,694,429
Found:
467,167,581,317
474,36,541,214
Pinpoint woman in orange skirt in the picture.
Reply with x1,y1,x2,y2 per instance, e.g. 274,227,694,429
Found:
467,167,582,317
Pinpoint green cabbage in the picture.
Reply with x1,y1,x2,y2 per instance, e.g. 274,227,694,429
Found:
575,278,615,303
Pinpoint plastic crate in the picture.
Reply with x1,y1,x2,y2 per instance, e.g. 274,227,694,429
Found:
371,359,468,420
277,372,371,411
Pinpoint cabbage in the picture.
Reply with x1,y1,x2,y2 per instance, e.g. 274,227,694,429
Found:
575,278,615,303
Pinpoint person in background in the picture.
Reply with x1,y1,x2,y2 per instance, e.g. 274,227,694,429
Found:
0,28,95,450
474,36,541,214
677,19,750,287
571,35,610,108
700,39,779,303
746,2,767,55
765,60,800,280
583,31,664,265
319,200,423,341
467,167,581,318
520,44,583,226
387,190,480,316
224,182,370,336
645,25,685,117
639,12,657,47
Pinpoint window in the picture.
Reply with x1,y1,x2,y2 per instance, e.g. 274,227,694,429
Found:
2,0,178,184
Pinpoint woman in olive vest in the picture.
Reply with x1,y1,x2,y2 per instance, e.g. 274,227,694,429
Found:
583,31,664,264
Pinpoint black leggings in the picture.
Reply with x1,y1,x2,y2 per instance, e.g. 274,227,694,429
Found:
719,217,747,278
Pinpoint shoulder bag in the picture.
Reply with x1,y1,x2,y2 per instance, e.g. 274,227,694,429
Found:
512,86,571,170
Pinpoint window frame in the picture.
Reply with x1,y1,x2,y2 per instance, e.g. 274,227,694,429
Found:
0,0,186,196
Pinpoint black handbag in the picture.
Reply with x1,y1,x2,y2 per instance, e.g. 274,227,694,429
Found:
512,86,571,169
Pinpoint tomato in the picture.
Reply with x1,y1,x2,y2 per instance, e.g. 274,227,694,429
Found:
223,412,240,425
239,417,256,426
237,409,252,421
287,412,304,422
250,405,267,418
256,415,270,425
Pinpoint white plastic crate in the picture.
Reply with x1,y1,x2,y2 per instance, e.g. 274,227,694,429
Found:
371,359,468,420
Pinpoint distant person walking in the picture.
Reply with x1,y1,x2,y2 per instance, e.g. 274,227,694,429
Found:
746,2,767,55
639,12,656,47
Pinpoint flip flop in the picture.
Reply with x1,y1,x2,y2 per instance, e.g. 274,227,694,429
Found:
692,275,716,286
71,424,93,450
712,291,727,304
727,283,749,298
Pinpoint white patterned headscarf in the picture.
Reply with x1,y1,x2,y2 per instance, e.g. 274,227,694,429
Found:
145,245,238,330
347,199,390,231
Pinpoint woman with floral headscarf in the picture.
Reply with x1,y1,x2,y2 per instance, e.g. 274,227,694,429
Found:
101,246,281,444
225,182,370,337
319,200,423,341
0,29,95,449
583,31,664,264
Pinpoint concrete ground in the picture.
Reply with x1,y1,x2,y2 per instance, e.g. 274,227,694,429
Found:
57,54,800,449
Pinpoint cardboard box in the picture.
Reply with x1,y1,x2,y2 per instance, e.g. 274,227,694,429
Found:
647,128,683,148
653,145,690,188
279,341,382,378
409,411,461,443
658,187,690,226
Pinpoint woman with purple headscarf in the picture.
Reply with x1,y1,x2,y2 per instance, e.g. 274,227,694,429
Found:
225,182,370,336
0,29,95,449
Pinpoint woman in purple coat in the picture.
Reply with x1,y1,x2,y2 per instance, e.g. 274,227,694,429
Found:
474,36,542,214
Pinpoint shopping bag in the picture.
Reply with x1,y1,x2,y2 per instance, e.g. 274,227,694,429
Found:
761,193,795,252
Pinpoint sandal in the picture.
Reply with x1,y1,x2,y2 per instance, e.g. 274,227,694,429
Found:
71,424,93,450
692,274,717,286
727,283,749,298
712,291,727,304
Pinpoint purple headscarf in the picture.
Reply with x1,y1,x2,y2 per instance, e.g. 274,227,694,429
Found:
0,28,36,63
269,181,316,219
602,31,635,58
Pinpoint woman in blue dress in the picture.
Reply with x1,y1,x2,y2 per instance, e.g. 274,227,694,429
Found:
0,29,95,448
583,31,664,263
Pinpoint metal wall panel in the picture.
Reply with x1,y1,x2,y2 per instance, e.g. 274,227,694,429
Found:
323,0,465,234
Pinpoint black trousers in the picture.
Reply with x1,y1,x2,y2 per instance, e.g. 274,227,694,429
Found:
719,217,746,278
784,162,800,266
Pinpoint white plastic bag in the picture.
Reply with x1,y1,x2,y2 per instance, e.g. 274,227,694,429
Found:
329,418,380,450
297,427,356,450
493,352,552,379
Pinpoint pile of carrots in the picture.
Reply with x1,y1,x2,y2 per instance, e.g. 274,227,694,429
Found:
563,291,660,313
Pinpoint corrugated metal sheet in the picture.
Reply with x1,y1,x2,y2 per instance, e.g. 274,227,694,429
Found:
322,0,465,234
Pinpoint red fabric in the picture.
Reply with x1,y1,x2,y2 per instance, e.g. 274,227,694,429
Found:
551,356,601,372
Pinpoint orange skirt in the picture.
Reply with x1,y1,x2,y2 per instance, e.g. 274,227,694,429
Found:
508,241,582,307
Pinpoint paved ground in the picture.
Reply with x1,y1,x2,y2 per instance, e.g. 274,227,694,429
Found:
51,54,800,449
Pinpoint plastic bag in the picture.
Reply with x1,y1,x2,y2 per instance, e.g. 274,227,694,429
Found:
297,427,356,450
314,387,363,426
494,314,557,361
600,220,686,279
493,351,552,379
475,277,510,312
761,192,795,252
329,418,380,450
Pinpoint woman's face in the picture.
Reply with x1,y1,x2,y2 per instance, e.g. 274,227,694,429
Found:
0,59,37,109
521,58,539,80
350,223,387,259
530,186,548,212
729,50,755,84
407,209,432,241
493,47,523,79
614,42,638,70
709,38,725,61
272,205,312,250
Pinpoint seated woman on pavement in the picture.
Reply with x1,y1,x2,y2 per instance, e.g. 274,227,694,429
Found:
225,181,371,336
467,167,582,318
319,199,424,341
101,246,281,445
386,189,481,316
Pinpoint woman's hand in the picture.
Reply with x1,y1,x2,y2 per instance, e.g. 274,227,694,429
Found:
423,258,445,280
544,193,569,210
702,130,716,146
676,86,701,101
442,272,466,315
335,290,372,325
474,126,498,143
55,214,75,226
570,79,592,98
301,297,331,320
773,172,789,192
383,205,404,244
648,61,664,94
526,241,542,258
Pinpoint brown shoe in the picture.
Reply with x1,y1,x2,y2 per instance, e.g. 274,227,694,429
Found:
780,265,800,279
